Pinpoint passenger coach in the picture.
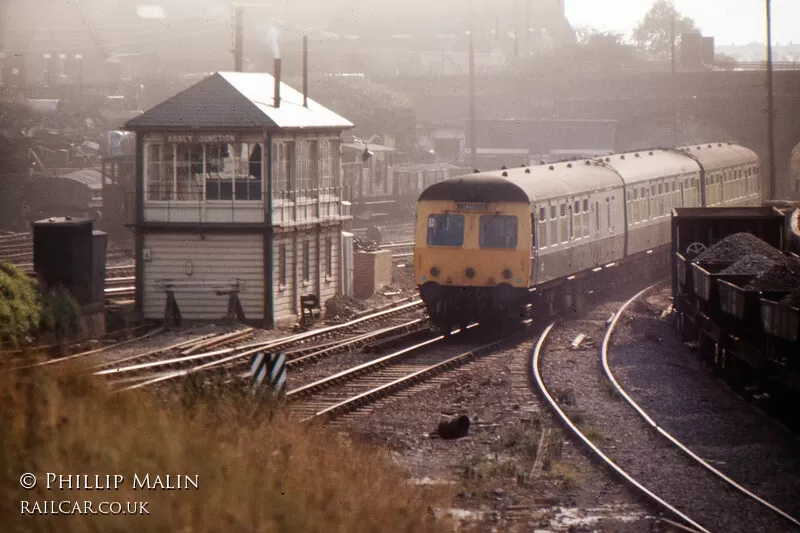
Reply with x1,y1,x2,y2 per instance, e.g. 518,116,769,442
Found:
414,142,761,329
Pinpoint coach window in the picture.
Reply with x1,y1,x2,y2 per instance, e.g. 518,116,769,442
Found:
535,213,546,248
573,201,580,239
427,214,465,247
549,205,558,246
538,207,548,248
559,203,568,244
582,199,590,237
480,215,518,249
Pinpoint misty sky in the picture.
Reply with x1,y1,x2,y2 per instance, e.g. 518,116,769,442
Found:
565,0,798,45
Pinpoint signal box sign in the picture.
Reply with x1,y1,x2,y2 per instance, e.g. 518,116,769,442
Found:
455,202,488,212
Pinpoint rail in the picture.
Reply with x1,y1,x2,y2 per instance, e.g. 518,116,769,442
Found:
533,285,800,532
111,299,425,391
532,306,710,533
601,288,800,528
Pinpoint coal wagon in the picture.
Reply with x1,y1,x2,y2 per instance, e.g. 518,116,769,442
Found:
671,207,800,428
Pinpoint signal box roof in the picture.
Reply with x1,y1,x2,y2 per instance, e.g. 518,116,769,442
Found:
126,72,353,131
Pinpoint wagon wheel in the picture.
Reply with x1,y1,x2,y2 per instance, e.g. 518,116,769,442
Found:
685,242,707,256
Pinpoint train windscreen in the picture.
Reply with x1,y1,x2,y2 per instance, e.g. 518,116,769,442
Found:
427,214,465,246
479,215,518,249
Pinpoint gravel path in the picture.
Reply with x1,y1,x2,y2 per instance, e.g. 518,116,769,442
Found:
538,287,800,533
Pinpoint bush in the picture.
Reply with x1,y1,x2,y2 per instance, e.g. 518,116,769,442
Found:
0,365,453,533
0,262,40,347
39,285,82,342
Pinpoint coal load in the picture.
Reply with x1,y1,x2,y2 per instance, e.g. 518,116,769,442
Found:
720,254,784,275
744,257,800,291
696,233,785,263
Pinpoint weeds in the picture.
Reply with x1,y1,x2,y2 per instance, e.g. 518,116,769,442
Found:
549,461,585,492
581,426,606,442
503,426,541,457
0,363,453,533
600,378,622,400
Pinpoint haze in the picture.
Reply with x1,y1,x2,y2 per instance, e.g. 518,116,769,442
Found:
3,0,797,50
566,0,799,45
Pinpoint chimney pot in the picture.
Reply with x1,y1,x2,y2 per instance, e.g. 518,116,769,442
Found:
273,58,281,108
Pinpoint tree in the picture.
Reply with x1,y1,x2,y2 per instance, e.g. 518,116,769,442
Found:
527,27,643,74
308,76,415,153
633,0,698,60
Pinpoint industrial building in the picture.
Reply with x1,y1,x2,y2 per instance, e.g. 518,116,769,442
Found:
125,66,353,327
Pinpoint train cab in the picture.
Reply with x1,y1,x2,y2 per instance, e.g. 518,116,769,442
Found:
414,176,531,325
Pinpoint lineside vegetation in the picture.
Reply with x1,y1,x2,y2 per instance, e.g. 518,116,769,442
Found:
0,364,452,533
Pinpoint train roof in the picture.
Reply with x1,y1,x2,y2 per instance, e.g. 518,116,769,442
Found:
600,149,698,184
422,161,622,204
419,142,758,206
676,142,759,172
418,175,529,203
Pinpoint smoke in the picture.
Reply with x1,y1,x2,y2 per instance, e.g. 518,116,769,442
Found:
269,25,281,59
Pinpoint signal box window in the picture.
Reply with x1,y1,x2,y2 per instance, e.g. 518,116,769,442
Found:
427,214,465,247
479,215,518,249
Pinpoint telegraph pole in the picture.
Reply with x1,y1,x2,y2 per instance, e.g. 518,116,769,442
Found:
671,12,677,146
766,0,776,199
468,28,477,171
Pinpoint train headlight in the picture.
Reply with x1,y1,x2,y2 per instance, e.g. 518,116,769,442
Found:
429,266,440,277
502,268,513,280
465,267,476,278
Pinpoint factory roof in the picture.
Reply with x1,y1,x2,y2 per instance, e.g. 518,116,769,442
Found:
126,71,353,131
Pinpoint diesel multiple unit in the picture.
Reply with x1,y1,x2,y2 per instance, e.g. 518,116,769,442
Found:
414,142,762,329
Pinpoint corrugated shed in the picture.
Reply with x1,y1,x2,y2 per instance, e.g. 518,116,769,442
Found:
142,233,264,321
126,72,353,131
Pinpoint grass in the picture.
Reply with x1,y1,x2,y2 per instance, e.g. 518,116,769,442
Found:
549,461,585,492
460,455,528,485
580,426,606,443
503,426,541,457
600,379,622,400
0,361,453,533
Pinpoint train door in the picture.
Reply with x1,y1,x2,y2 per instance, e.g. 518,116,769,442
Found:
531,211,539,285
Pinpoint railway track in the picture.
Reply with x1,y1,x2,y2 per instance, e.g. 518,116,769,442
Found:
107,299,427,391
7,325,164,367
287,319,533,423
532,287,800,533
